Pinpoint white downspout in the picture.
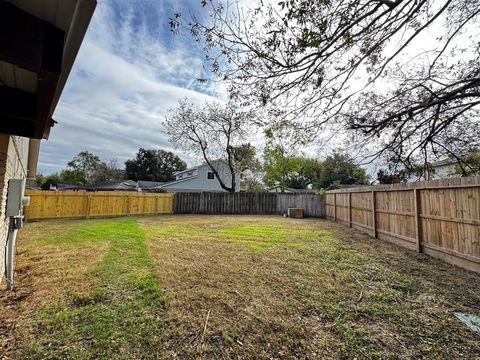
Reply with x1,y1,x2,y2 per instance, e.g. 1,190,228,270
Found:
5,220,18,290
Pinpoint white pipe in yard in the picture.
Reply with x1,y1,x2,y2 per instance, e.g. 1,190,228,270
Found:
5,225,18,290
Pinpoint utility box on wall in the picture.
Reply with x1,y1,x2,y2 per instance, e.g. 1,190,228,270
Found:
6,179,30,218
288,208,303,219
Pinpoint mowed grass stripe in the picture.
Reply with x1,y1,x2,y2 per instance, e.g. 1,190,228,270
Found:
21,218,166,359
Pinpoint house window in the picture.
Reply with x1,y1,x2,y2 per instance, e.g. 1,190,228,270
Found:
187,171,192,177
207,171,215,180
178,174,183,179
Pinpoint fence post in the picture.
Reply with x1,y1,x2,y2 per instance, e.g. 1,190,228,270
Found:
55,192,60,219
85,194,92,219
127,194,131,216
333,193,337,222
155,195,159,215
371,190,377,238
348,192,352,227
414,188,422,253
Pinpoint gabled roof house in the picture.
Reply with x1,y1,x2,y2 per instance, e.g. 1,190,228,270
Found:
153,161,241,193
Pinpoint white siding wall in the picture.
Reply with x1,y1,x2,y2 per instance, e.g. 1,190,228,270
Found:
164,163,240,192
0,135,29,286
431,164,457,179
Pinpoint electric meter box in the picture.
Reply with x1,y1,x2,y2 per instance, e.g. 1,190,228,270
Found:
6,179,29,217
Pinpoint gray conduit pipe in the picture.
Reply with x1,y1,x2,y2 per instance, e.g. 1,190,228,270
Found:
5,221,18,290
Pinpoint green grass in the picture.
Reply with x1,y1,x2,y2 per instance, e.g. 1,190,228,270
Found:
21,219,166,359
148,221,334,250
2,215,480,359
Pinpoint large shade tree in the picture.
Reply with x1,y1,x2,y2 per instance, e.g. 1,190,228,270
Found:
66,151,125,184
125,148,187,182
263,143,300,192
165,99,253,192
67,151,103,184
316,153,370,189
171,0,480,173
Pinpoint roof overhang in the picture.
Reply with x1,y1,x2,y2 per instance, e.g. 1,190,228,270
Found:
0,0,96,139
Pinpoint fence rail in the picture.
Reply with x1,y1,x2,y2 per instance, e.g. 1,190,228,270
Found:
326,176,480,273
24,190,174,220
174,192,325,217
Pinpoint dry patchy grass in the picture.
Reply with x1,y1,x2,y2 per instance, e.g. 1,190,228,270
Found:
1,218,165,359
144,215,480,359
0,215,479,359
0,220,107,355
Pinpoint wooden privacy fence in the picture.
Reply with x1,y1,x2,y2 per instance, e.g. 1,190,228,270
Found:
277,193,325,217
24,190,174,220
326,176,480,273
174,192,325,217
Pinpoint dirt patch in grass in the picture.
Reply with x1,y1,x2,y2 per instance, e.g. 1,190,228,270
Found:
144,215,480,359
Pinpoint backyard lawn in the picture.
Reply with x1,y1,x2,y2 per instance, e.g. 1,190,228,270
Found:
1,215,479,359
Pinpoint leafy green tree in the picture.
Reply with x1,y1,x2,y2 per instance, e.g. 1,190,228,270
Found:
92,159,126,183
67,151,103,184
285,158,323,189
40,174,61,190
38,152,127,189
376,169,408,184
231,143,260,173
125,148,187,182
58,169,85,185
241,178,266,192
35,173,46,187
453,148,480,177
263,144,300,192
316,153,370,189
231,143,263,190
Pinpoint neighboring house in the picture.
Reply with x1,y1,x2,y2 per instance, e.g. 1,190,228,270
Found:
269,187,318,194
136,180,166,192
153,161,241,192
0,0,96,287
66,180,138,192
57,184,84,191
428,159,459,179
407,159,460,182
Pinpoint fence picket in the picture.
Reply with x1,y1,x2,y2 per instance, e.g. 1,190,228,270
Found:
173,192,325,217
326,176,480,273
25,190,174,220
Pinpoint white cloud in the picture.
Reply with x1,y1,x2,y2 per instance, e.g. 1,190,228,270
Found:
39,0,226,174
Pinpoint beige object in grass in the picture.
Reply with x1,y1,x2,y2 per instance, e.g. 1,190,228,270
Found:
288,208,303,219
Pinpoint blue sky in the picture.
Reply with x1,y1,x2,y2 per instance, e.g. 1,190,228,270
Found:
38,0,386,177
39,0,226,174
